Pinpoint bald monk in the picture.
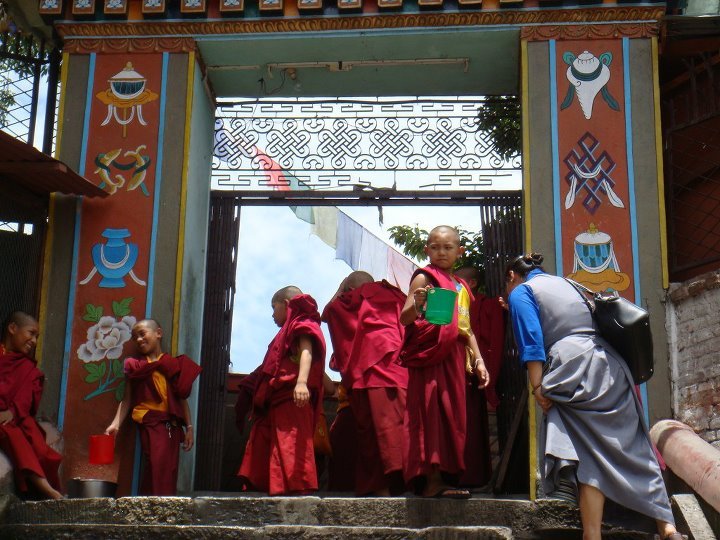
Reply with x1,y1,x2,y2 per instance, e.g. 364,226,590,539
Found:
323,271,408,496
454,266,500,488
400,226,489,498
238,286,326,495
106,319,201,495
0,311,63,500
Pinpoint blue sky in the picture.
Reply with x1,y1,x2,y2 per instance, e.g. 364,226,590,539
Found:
230,204,487,378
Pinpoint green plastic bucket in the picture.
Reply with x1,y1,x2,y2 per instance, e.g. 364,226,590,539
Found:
424,287,457,325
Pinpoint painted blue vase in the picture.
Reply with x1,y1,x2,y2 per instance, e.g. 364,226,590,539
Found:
91,228,139,288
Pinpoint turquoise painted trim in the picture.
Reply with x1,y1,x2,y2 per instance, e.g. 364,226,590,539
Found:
623,39,641,304
78,53,96,176
57,197,83,431
146,52,169,317
622,38,649,423
549,40,563,272
58,55,96,430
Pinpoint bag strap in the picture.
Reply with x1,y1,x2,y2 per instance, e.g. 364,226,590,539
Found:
564,277,595,315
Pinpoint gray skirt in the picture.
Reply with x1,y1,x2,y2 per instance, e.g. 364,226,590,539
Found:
539,334,674,525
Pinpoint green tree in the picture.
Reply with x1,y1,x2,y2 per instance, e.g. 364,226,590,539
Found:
476,97,522,161
0,6,50,129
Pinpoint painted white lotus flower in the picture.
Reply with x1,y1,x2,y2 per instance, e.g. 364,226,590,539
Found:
78,315,136,362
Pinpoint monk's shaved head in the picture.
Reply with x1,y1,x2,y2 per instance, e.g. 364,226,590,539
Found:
427,225,461,245
455,266,480,283
134,319,161,331
2,311,37,340
272,286,303,303
345,271,374,290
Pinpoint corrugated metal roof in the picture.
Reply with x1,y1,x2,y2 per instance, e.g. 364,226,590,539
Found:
0,130,108,198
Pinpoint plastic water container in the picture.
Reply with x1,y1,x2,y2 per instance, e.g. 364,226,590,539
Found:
88,434,115,465
424,287,457,325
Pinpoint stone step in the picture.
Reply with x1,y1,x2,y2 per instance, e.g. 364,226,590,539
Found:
2,495,579,532
0,524,515,540
0,495,658,539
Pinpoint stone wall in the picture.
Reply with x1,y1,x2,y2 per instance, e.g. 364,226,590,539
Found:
666,268,720,448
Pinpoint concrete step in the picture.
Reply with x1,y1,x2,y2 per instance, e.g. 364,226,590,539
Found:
0,495,658,539
0,524,515,540
1,495,579,531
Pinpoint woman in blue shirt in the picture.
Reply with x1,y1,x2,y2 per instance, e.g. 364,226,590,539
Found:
504,253,682,540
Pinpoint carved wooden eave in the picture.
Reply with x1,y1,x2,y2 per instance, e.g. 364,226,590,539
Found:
55,6,666,40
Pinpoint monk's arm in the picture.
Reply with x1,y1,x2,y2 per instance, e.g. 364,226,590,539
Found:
467,332,489,389
105,382,132,435
293,335,313,408
322,372,337,398
181,398,194,451
399,274,430,325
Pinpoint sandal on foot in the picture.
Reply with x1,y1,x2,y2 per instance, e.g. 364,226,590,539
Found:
428,488,471,499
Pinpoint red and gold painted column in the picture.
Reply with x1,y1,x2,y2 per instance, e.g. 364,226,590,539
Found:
56,51,167,493
554,39,636,299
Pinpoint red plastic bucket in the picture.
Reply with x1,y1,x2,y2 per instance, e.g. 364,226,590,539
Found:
88,434,115,465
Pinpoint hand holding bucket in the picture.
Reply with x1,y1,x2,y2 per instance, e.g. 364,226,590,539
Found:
88,433,115,465
424,287,457,325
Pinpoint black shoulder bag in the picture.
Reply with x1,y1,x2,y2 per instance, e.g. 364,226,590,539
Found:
565,279,654,385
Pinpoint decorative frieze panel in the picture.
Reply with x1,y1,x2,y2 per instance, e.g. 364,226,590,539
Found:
213,98,521,192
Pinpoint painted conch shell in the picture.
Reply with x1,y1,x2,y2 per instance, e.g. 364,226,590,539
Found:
566,51,611,120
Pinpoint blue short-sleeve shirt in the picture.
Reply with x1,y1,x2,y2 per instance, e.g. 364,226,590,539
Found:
508,269,546,363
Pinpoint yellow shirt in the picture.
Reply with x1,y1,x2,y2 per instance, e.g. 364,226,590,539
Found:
131,354,170,423
457,283,472,338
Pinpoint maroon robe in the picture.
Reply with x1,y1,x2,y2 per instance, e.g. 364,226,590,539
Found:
323,281,408,495
0,351,62,494
401,264,471,484
124,353,201,495
235,366,262,434
238,294,326,495
327,390,358,492
459,293,503,487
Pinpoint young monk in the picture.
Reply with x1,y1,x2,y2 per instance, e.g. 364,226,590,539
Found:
106,319,201,496
0,312,63,500
400,226,490,498
454,266,500,488
238,286,326,495
323,271,408,496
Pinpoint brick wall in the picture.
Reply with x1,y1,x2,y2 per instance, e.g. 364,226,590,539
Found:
666,269,720,449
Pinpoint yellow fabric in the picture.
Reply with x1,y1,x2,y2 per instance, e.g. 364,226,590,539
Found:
336,383,350,413
131,354,170,423
457,283,472,338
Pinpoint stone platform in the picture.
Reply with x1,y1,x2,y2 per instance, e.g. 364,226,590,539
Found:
0,494,672,539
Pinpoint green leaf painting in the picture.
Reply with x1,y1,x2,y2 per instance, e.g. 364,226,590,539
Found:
84,361,107,383
82,304,103,322
112,297,133,318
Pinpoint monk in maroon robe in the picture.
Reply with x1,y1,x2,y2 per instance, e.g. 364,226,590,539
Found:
399,226,489,499
238,287,326,495
323,272,408,495
235,365,262,435
455,266,503,487
106,319,201,496
0,311,62,500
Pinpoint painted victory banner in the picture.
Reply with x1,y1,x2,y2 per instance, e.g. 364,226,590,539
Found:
555,39,635,299
61,53,163,492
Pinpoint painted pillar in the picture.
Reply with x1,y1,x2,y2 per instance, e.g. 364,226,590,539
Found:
521,24,669,497
37,39,214,495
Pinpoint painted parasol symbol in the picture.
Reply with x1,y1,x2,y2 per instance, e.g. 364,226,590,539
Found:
96,62,159,138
